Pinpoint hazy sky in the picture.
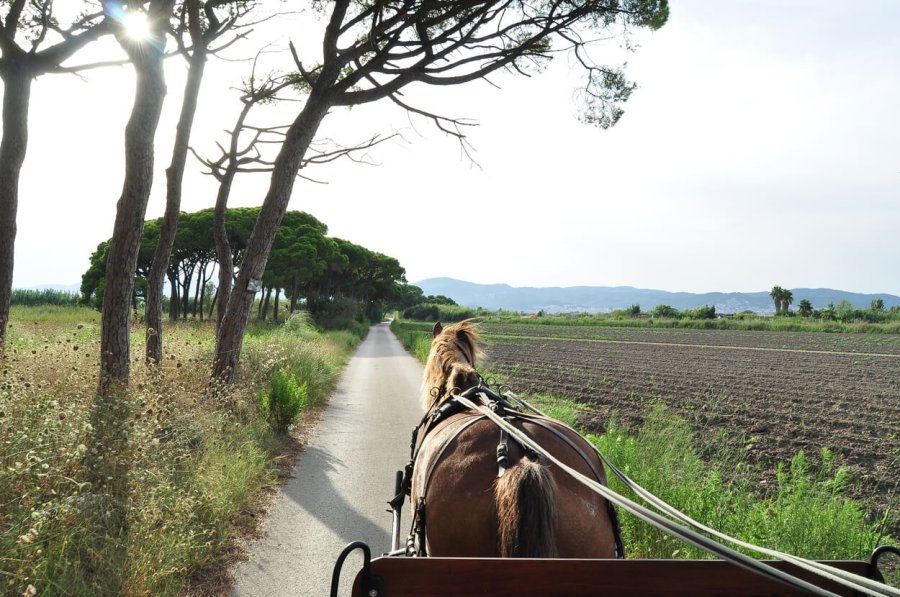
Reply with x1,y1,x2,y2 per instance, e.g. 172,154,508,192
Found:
7,0,900,295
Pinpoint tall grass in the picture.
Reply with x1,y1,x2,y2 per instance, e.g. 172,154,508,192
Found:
587,409,888,561
0,308,359,595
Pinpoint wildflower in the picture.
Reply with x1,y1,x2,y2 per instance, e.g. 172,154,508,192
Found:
23,584,37,597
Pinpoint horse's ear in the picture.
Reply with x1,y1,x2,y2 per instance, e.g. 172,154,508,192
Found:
432,322,443,338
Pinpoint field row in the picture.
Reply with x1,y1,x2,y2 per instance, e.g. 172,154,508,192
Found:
482,334,900,512
481,323,900,355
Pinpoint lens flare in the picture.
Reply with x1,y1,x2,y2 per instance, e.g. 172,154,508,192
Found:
122,10,151,41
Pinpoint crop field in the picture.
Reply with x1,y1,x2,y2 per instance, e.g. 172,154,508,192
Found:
479,323,900,518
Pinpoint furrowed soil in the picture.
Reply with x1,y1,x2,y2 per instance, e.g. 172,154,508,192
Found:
480,323,900,532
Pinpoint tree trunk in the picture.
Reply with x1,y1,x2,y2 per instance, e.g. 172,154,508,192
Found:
99,33,169,393
145,20,207,363
213,169,237,328
257,286,266,320
260,286,274,321
274,287,281,322
168,268,180,321
192,263,203,317
208,286,218,319
198,261,211,320
290,278,298,313
0,68,32,354
180,264,193,320
213,94,333,381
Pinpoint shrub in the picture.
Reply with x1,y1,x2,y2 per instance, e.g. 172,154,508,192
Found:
652,304,679,319
280,311,321,342
402,302,478,322
260,368,309,433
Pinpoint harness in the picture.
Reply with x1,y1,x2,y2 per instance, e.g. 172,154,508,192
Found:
390,385,625,559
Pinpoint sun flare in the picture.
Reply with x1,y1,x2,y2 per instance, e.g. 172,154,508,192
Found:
122,9,151,41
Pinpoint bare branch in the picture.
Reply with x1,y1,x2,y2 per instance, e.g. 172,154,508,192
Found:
4,0,27,37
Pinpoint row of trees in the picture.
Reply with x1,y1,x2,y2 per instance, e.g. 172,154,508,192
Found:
772,286,896,321
0,0,669,390
81,207,408,326
10,288,80,307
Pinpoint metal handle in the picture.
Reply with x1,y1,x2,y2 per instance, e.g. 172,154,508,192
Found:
331,541,382,597
870,545,900,582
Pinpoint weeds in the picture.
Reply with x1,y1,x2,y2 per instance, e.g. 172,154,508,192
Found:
261,369,309,433
0,308,357,595
588,410,890,561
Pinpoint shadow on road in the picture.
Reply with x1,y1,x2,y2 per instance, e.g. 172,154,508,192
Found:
284,442,394,551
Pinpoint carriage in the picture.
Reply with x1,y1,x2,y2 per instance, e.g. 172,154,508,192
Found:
330,322,898,596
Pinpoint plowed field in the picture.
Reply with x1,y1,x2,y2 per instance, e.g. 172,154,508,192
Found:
481,324,900,519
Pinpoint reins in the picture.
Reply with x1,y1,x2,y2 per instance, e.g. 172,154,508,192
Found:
455,388,900,597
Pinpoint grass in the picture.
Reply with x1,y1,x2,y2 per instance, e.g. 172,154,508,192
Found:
390,319,433,361
484,312,900,334
390,318,896,567
0,308,361,595
587,409,889,562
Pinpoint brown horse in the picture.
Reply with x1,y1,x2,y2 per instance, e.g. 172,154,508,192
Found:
408,320,622,558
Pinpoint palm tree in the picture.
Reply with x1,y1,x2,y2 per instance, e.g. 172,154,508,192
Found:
782,289,794,314
770,286,785,315
798,299,813,318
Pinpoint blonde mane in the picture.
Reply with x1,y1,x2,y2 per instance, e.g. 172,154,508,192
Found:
421,320,482,412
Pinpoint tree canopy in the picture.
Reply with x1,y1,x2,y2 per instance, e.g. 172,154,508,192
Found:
81,207,410,325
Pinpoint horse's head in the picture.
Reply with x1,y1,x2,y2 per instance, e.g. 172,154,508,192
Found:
421,320,482,412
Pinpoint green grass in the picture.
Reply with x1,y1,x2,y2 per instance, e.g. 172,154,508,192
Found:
484,312,900,334
390,319,433,361
0,307,359,595
588,409,890,561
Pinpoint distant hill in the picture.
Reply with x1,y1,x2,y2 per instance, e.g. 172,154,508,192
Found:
413,278,900,314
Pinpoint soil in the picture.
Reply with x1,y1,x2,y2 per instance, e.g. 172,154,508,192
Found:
481,324,900,535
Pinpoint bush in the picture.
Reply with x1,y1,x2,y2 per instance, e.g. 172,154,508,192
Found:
652,304,680,319
402,302,479,322
281,311,321,342
260,368,309,433
688,305,716,320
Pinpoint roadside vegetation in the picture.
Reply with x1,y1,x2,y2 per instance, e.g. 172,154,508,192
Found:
396,297,900,333
0,308,362,595
390,319,896,565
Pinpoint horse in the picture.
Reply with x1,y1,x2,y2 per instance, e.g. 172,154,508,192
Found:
406,320,623,558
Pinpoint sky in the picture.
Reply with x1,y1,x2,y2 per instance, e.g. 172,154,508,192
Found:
6,0,900,295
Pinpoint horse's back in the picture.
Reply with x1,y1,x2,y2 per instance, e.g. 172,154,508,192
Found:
412,414,617,558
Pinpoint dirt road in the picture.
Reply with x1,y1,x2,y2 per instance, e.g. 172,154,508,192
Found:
230,323,424,596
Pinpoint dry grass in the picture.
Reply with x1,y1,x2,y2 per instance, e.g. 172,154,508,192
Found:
0,310,358,596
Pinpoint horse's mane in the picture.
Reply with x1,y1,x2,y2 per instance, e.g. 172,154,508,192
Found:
421,319,482,412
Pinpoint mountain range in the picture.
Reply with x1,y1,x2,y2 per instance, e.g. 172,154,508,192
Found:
414,278,900,314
